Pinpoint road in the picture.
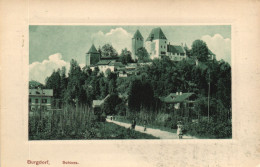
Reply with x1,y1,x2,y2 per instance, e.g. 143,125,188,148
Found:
106,119,196,139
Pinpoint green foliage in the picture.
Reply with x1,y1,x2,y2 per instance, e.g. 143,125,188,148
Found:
191,40,209,62
102,93,122,115
119,48,134,64
187,120,232,139
137,47,150,62
101,43,118,58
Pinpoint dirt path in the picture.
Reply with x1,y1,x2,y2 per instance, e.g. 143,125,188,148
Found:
106,119,196,139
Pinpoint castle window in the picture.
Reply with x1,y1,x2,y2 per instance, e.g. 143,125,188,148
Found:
165,41,166,43
35,99,38,103
161,45,162,48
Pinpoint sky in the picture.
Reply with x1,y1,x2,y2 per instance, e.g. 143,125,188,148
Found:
29,25,231,83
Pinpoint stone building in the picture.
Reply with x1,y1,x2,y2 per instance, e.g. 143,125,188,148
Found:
86,44,100,66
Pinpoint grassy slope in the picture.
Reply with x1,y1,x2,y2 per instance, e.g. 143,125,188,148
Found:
29,122,158,140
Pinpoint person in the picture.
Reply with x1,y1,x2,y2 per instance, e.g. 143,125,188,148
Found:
143,120,147,131
131,119,136,130
177,121,183,139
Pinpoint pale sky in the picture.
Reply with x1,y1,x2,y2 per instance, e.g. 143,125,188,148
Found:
29,25,231,83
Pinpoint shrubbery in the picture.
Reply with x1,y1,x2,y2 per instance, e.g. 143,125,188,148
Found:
186,120,232,139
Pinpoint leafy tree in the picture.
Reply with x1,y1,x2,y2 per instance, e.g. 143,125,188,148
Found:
102,93,122,115
45,69,61,98
101,44,118,57
191,40,209,62
184,43,191,57
119,48,133,64
137,47,150,62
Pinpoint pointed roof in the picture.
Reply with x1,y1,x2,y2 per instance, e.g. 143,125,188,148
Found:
146,27,167,41
87,44,99,54
132,30,143,39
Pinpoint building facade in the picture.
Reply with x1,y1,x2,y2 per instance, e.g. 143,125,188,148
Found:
29,89,53,111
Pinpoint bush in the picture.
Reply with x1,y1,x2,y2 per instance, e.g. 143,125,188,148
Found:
186,120,232,138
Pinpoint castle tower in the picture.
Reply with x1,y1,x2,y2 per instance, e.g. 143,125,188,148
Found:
86,44,100,66
145,27,167,59
132,30,144,60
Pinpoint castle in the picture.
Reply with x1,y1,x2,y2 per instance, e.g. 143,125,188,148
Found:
132,27,187,61
86,27,188,67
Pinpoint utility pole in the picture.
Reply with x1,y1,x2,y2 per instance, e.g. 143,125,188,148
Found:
208,69,210,123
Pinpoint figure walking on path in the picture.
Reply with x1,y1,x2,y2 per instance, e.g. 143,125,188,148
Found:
131,119,136,130
177,121,183,139
143,120,147,131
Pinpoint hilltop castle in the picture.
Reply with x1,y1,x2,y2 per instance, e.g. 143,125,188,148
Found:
132,27,187,61
86,27,216,67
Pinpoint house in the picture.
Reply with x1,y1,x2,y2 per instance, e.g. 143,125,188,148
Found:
96,60,115,74
29,89,53,111
92,95,110,114
167,43,187,61
160,92,196,109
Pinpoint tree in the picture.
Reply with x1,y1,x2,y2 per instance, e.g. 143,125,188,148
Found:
66,59,86,105
102,93,122,115
119,48,133,64
101,44,118,57
191,40,209,62
137,47,150,62
184,43,191,57
45,69,61,98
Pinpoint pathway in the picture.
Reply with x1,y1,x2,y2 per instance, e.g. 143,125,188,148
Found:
106,119,196,139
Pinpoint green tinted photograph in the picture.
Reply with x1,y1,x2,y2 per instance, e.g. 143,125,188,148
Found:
29,25,231,140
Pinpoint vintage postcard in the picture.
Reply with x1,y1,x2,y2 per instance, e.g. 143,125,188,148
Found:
1,0,260,167
28,25,231,140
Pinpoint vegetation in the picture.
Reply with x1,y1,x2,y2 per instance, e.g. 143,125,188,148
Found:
30,41,232,139
29,107,157,140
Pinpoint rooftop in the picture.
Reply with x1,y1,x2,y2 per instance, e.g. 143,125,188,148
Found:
29,89,53,97
146,27,167,41
87,44,99,54
133,29,143,40
160,92,194,103
167,45,185,54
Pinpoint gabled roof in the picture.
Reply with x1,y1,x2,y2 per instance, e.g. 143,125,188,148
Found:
29,89,53,97
97,60,111,65
133,30,143,39
167,45,186,54
109,62,125,67
92,94,110,107
146,27,167,41
160,93,194,103
87,44,99,54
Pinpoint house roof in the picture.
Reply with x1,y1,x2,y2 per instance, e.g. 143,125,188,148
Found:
160,93,194,103
146,27,167,41
133,30,143,39
87,44,99,54
97,60,111,65
92,95,110,107
29,89,53,97
167,45,186,54
109,62,125,67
